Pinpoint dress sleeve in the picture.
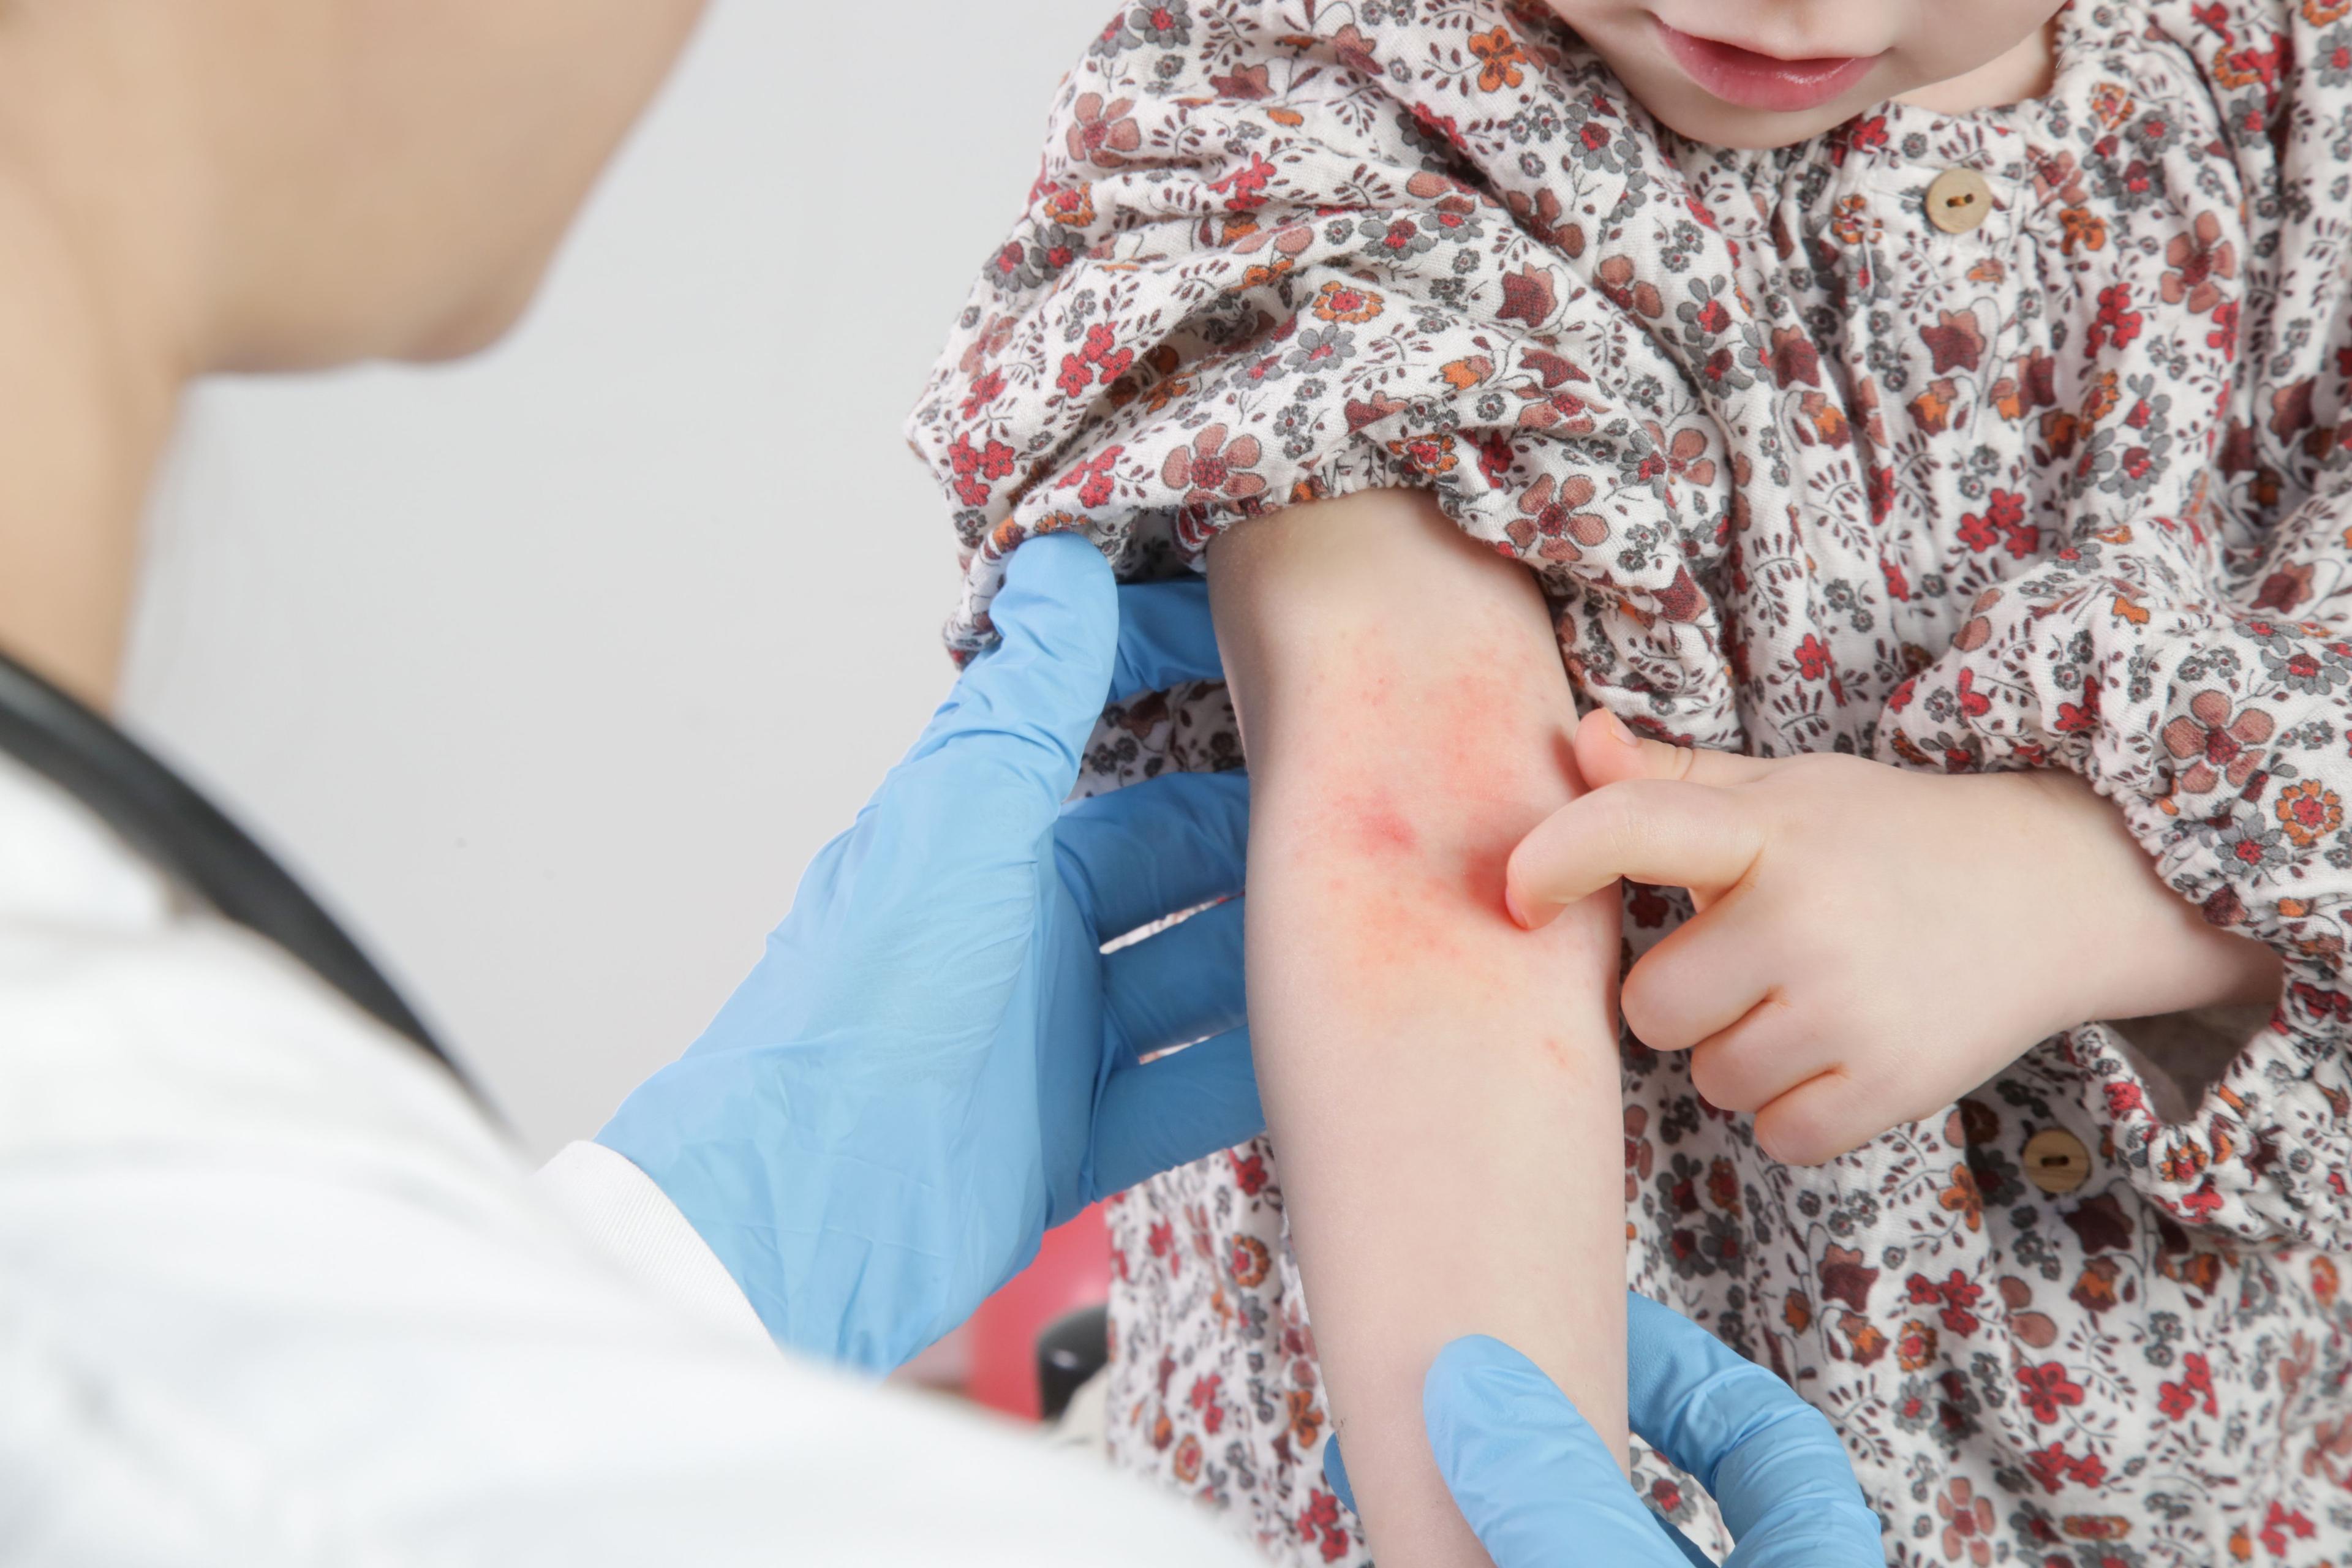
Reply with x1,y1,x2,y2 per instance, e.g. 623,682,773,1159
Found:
1875,488,2352,1248
905,1,1744,734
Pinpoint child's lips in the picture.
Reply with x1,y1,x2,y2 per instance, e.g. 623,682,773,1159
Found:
1652,20,1883,114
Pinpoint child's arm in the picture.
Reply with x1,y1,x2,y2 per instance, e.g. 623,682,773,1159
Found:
1207,488,1626,1564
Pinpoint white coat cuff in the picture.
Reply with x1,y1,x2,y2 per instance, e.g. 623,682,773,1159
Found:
537,1140,773,1351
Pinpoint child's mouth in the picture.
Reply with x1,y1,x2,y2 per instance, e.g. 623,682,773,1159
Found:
1652,20,1882,114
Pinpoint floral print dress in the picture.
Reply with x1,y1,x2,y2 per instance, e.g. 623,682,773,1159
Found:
907,0,2352,1561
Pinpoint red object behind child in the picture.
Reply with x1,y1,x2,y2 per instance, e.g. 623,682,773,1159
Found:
964,1203,1110,1419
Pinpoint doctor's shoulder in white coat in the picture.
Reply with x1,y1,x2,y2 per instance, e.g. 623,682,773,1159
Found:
0,752,1256,1566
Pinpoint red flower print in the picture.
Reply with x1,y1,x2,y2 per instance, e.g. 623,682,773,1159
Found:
947,432,1017,506
1907,1269,1984,1335
2161,690,2276,793
1055,444,1125,509
2260,1501,2316,1556
1793,633,1832,681
2018,1360,2086,1423
1210,152,1277,211
2055,676,2101,734
961,369,1006,419
2088,284,2143,352
1955,667,1992,718
2158,1351,2218,1422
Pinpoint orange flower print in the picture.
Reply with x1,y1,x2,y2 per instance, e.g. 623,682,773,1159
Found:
1161,425,1268,508
1066,92,1143,168
1909,379,1958,434
1828,193,1879,247
1389,432,1460,476
1172,1433,1203,1483
1037,181,1097,228
1229,1233,1272,1289
2161,690,2276,793
2060,205,2108,255
1468,26,1527,92
2274,779,2343,847
2089,81,2136,128
1898,1318,1940,1371
1839,1311,1889,1365
1938,1477,1996,1565
1939,1162,1983,1231
2306,0,2350,23
1284,1388,1325,1449
1311,279,1384,323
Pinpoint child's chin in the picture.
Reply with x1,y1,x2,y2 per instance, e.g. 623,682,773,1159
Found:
1639,92,1874,151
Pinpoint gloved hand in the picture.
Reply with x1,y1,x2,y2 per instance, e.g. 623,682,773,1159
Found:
598,534,1260,1372
1325,1294,1882,1566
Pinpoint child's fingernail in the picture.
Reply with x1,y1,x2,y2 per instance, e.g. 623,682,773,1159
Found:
1593,709,1637,747
1504,885,1534,929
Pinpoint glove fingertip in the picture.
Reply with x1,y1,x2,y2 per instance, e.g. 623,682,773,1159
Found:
1322,1436,1357,1513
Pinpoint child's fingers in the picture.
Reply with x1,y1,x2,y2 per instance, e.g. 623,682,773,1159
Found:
1618,894,1779,1052
1751,1068,1880,1167
1506,778,1766,928
1684,995,1835,1115
1574,708,1774,791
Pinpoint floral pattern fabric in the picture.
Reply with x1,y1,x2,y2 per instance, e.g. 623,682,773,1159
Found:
909,1,2352,1562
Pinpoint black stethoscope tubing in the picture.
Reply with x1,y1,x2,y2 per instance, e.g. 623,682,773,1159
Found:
0,645,480,1104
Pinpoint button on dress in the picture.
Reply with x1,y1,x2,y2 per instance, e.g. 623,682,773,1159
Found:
910,1,2352,1560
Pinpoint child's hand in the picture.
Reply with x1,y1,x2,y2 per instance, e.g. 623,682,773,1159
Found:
1505,711,2283,1165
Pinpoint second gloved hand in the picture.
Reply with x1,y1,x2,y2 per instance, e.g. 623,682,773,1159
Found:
1326,1294,1882,1566
598,535,1262,1372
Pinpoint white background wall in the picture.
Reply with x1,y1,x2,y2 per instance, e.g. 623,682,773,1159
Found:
123,0,1108,1155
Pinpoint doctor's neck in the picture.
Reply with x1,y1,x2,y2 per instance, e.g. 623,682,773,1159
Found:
0,96,190,710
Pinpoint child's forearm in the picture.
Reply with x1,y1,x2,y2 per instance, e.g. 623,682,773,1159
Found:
1208,490,1626,1565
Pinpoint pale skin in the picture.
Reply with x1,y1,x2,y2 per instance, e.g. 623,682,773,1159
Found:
0,0,709,708
1215,4,2277,1564
1212,491,1628,1561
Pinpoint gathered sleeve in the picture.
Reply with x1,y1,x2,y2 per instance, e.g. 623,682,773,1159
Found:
1877,484,2352,1247
904,2,1752,741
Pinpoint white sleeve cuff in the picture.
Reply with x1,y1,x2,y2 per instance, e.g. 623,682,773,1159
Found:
536,1140,774,1351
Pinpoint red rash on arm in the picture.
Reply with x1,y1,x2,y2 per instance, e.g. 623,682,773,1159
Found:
1208,488,1629,1567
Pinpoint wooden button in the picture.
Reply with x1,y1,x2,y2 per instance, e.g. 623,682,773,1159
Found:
1924,167,1994,234
2022,1128,2092,1195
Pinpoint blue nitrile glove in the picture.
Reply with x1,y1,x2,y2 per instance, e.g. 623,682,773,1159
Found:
1323,1294,1882,1566
597,533,1261,1372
